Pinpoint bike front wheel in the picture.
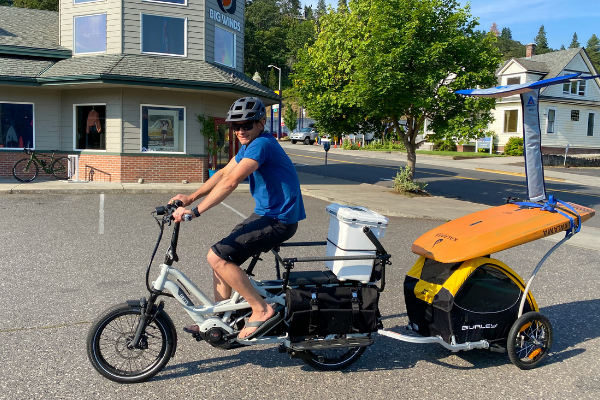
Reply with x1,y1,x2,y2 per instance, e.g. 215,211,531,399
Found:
13,158,38,182
51,157,69,180
87,303,177,383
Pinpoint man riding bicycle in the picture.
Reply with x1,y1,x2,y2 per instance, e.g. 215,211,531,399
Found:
171,97,305,339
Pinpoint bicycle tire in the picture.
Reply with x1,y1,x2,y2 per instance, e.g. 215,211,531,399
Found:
87,303,177,383
300,339,367,371
507,311,553,370
12,158,39,182
51,157,69,180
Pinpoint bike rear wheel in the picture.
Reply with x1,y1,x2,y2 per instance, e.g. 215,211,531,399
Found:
13,158,38,182
51,157,69,180
87,303,176,383
300,341,367,371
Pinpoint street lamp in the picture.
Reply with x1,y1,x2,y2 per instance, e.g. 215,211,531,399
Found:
268,64,282,139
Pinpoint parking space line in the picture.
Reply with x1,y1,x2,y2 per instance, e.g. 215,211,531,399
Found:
99,194,105,234
221,202,247,219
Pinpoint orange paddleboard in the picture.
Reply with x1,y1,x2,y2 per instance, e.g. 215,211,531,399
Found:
412,202,595,263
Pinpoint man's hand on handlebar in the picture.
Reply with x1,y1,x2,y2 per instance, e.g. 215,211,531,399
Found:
169,194,193,208
172,207,194,222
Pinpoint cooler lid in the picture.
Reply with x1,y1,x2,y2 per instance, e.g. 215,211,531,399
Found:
326,203,389,226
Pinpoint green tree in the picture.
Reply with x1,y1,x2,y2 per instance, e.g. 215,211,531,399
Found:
534,25,551,54
294,0,501,179
500,27,512,40
0,0,14,6
569,32,580,49
495,36,525,60
337,0,347,11
12,0,58,11
316,0,327,19
280,0,302,17
560,44,566,50
587,34,600,72
283,105,298,132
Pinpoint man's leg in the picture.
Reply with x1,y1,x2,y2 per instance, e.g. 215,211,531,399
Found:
207,249,274,338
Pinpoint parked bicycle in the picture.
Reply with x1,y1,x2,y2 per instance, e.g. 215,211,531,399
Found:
12,148,69,182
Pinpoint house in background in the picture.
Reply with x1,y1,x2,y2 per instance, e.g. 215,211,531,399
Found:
0,2,278,182
490,44,600,154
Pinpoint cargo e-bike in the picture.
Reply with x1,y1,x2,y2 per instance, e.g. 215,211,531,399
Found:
86,201,390,383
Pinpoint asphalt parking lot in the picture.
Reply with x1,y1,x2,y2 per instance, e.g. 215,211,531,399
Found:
1,192,599,399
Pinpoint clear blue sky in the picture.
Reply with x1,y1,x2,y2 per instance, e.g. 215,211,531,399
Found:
303,0,600,50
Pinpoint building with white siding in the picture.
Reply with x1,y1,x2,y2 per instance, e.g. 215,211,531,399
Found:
0,3,278,182
491,44,600,154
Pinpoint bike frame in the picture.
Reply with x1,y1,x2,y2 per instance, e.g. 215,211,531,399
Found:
141,211,390,348
23,150,57,174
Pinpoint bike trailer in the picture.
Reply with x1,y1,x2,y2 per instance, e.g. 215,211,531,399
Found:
404,256,538,344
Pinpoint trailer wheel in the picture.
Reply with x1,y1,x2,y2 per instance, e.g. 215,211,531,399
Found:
507,311,553,370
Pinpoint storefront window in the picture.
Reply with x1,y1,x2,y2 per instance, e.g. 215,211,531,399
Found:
74,14,107,54
141,105,185,152
141,14,186,56
75,105,106,150
0,102,34,149
215,26,235,68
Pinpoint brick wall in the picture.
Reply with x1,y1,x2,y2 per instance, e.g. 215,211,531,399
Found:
1,152,208,183
0,152,65,179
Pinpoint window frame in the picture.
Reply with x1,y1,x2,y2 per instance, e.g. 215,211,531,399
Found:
73,13,108,55
139,104,187,154
73,103,108,152
562,73,587,96
140,13,188,58
0,101,35,150
588,111,595,137
214,25,236,69
546,107,557,134
141,0,188,6
503,108,520,134
73,0,106,4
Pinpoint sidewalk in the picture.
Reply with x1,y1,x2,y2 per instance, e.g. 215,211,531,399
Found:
1,147,599,252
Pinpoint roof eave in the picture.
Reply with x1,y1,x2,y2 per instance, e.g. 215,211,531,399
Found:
0,45,71,59
34,74,281,101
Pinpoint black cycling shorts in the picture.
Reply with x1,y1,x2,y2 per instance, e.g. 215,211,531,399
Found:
211,213,298,266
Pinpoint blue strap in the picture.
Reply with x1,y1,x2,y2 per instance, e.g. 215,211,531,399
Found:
513,195,581,235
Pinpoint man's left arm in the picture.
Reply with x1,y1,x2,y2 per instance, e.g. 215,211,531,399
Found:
173,158,258,221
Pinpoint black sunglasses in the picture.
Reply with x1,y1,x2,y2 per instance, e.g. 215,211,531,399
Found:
232,121,256,132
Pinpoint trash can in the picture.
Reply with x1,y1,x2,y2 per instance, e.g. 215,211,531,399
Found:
325,204,389,283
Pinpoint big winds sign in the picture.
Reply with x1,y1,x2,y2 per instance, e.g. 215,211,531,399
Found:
209,0,241,32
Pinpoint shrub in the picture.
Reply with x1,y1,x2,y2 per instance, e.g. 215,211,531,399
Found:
504,136,524,156
393,166,428,194
364,140,405,150
432,137,457,152
342,139,359,150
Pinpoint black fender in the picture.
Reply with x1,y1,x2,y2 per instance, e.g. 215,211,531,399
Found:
126,299,178,359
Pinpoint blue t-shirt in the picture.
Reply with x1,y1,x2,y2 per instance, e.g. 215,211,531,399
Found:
235,132,306,224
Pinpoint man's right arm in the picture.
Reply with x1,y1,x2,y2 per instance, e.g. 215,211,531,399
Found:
169,156,239,206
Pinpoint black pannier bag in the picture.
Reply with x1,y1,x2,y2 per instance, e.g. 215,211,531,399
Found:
285,285,380,337
404,256,539,344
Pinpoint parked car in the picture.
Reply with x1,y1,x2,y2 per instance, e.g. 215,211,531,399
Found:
290,127,318,145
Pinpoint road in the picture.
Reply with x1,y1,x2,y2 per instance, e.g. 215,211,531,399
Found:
1,193,599,399
283,145,600,229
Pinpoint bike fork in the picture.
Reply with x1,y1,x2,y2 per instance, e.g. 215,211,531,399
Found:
130,293,163,349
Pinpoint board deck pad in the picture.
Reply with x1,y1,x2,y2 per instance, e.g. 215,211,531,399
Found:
412,202,595,263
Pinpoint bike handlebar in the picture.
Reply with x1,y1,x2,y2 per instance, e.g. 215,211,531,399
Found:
155,200,194,222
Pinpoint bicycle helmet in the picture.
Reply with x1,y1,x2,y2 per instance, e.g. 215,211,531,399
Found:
225,97,266,122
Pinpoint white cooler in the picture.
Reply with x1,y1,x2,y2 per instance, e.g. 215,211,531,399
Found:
325,204,389,283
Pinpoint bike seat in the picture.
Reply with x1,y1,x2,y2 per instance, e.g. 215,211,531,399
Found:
285,270,341,286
